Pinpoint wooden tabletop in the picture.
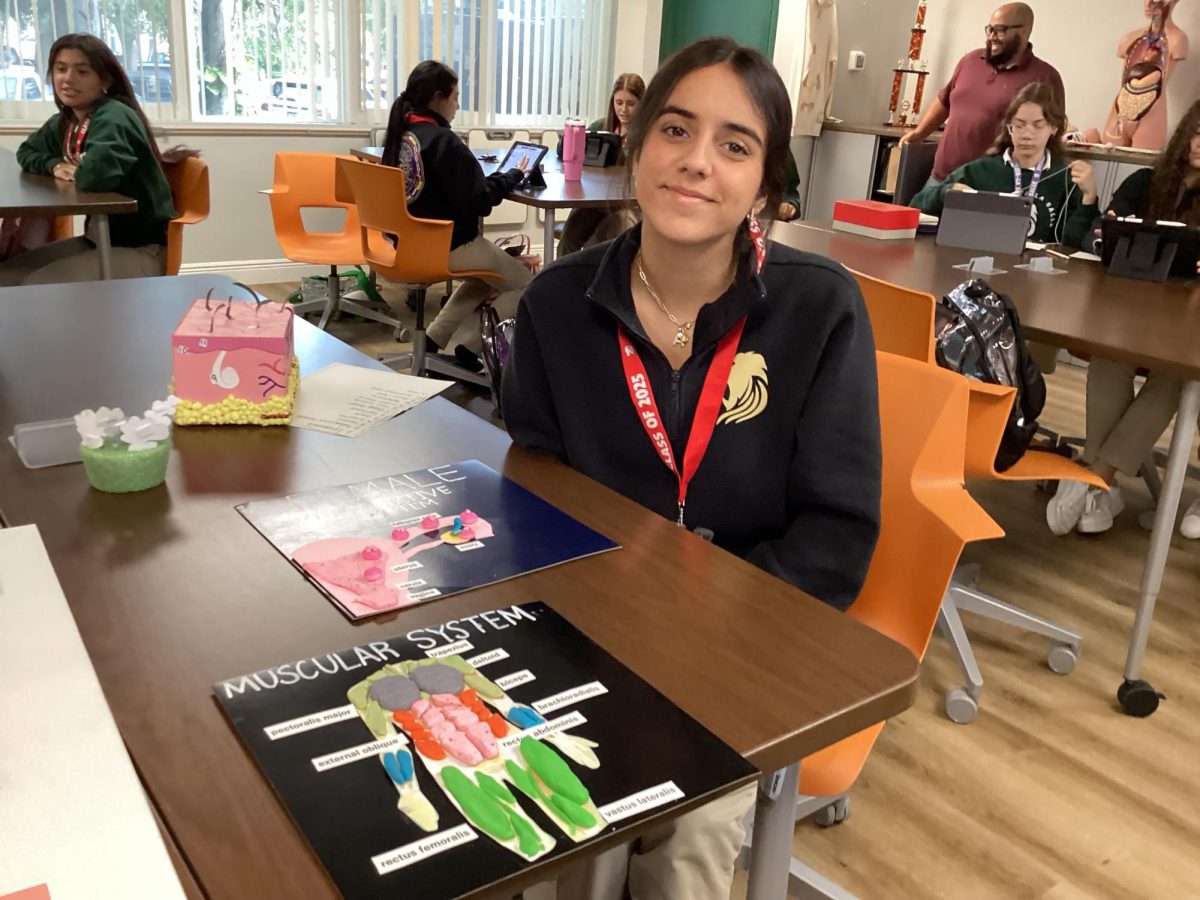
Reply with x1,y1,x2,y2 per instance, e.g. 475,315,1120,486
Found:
353,144,632,210
0,146,137,217
774,221,1200,381
0,275,917,897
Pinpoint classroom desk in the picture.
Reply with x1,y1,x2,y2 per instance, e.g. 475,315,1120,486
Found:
775,220,1200,716
0,147,137,280
353,145,631,264
0,274,918,898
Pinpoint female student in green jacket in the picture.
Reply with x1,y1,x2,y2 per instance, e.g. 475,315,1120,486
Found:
911,81,1098,249
558,73,647,257
0,33,176,286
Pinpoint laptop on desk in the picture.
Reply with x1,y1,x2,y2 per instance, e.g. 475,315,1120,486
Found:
936,190,1033,257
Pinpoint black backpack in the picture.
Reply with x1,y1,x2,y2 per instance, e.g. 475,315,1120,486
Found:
934,279,1046,471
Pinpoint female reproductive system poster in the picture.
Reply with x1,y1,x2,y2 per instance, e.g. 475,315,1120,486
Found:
214,602,757,899
236,460,618,620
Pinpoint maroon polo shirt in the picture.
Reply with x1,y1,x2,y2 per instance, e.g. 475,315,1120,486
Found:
933,43,1065,181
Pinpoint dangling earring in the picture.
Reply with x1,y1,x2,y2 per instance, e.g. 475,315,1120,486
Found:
746,211,767,275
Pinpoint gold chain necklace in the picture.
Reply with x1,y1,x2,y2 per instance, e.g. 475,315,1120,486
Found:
636,255,694,347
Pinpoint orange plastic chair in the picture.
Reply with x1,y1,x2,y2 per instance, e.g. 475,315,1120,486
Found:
850,269,936,364
264,152,399,331
335,156,501,386
162,156,210,276
792,352,1002,823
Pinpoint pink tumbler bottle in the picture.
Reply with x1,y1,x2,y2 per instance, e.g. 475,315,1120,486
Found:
562,118,586,182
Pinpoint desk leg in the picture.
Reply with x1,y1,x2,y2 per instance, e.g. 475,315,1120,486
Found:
1120,378,1200,716
746,762,799,900
543,210,556,266
95,214,112,280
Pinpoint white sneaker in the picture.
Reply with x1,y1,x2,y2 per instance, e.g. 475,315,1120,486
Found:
1047,480,1089,535
1078,486,1124,534
1181,499,1200,539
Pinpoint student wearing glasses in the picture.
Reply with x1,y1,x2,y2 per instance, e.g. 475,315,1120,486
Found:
899,3,1065,187
910,82,1098,249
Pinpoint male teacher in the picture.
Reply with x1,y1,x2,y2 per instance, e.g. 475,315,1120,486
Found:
900,3,1065,184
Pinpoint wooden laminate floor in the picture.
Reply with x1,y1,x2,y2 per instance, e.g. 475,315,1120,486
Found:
257,282,1200,900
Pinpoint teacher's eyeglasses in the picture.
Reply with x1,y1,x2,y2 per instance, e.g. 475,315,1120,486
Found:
984,24,1022,37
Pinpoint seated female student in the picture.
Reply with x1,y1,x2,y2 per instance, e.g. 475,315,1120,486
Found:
1047,98,1200,537
382,60,532,371
0,34,176,286
911,81,1099,249
503,36,881,900
912,81,1098,374
557,73,646,257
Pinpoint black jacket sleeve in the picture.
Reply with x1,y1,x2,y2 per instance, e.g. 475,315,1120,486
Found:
501,293,568,460
440,136,526,219
1090,167,1153,253
744,282,882,611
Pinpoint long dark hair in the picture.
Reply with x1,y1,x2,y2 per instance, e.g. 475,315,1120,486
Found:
1147,97,1200,224
604,73,645,133
382,60,459,168
987,82,1067,161
47,33,162,163
625,36,793,248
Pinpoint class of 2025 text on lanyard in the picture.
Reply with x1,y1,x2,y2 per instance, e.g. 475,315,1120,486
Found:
618,317,746,528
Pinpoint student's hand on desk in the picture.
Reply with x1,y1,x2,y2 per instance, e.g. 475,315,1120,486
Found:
778,201,798,221
948,182,972,192
1070,160,1098,203
52,162,77,182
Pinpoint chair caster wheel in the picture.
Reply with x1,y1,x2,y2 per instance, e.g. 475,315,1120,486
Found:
813,796,849,828
945,688,978,724
396,327,412,342
1117,679,1163,717
1047,642,1079,675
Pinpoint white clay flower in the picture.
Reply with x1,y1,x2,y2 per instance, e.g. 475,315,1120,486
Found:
120,415,169,452
93,406,125,438
74,409,105,449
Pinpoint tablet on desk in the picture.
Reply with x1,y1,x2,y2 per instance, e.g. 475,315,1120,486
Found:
1101,217,1200,282
498,140,549,175
936,190,1033,257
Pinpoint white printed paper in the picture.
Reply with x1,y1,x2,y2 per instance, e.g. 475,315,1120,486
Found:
291,363,451,438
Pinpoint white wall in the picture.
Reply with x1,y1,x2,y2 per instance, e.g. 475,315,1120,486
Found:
834,0,1200,133
0,0,663,277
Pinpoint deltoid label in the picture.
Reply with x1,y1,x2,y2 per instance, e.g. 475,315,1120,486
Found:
466,648,510,668
311,735,406,772
371,824,478,874
497,711,588,750
264,704,357,740
532,681,608,714
425,638,472,657
494,669,535,690
597,782,685,823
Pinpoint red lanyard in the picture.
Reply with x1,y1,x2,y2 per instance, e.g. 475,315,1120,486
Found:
618,318,746,527
64,116,90,164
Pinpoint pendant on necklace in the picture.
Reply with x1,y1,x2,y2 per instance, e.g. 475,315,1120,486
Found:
674,327,690,347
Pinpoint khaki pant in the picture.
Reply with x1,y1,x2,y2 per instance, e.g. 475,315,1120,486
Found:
1082,357,1182,476
0,237,165,286
556,782,757,900
426,234,532,355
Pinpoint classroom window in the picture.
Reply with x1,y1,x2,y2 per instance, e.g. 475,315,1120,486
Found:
0,0,176,119
187,0,341,121
359,0,615,127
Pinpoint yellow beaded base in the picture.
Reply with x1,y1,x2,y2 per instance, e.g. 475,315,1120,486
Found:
174,356,299,426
